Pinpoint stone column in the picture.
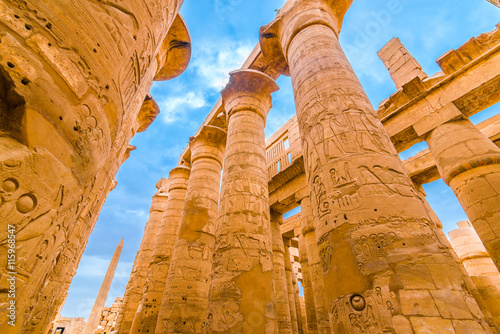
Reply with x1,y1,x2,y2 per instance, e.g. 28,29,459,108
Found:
155,125,226,333
206,69,279,333
300,197,330,334
130,166,190,334
298,234,318,334
426,118,500,271
284,239,300,334
449,221,500,327
0,2,190,332
271,212,293,333
115,178,170,334
292,272,304,334
260,1,491,332
83,239,123,334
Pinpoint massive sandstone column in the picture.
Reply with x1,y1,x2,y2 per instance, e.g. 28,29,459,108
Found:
449,221,500,327
291,270,304,334
300,197,330,334
206,69,279,333
83,239,123,334
260,1,492,332
130,166,190,334
271,212,293,334
155,125,226,333
426,118,500,272
298,234,318,334
115,178,170,334
284,239,301,334
0,1,190,332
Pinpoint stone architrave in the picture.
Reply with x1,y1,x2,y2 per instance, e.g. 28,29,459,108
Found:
155,125,226,333
426,118,500,272
83,239,123,334
115,178,170,334
300,197,331,334
260,1,492,332
450,221,500,327
271,212,293,334
298,234,319,334
206,69,279,333
130,166,190,334
284,239,300,334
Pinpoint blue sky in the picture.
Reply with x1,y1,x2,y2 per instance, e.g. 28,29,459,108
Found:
61,0,500,319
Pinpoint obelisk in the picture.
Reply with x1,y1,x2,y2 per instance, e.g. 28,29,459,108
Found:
83,238,124,334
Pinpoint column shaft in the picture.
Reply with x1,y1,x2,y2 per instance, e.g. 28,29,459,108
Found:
284,239,300,334
450,222,500,327
260,6,492,330
298,235,318,334
206,69,279,333
271,213,293,333
130,166,190,333
292,272,304,334
427,118,500,272
116,179,169,334
155,126,226,333
300,198,331,334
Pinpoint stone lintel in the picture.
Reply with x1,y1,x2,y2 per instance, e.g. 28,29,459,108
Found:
154,14,191,81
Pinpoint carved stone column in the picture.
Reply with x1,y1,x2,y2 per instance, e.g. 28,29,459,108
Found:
271,212,293,334
292,272,304,334
115,178,170,334
155,125,226,333
298,234,318,334
426,118,500,272
130,166,190,334
0,2,191,332
450,221,500,327
300,197,331,334
284,238,300,334
260,1,491,332
206,69,279,333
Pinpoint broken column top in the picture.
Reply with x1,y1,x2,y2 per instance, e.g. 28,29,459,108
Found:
378,37,428,90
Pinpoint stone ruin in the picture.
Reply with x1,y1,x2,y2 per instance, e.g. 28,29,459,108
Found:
1,0,500,333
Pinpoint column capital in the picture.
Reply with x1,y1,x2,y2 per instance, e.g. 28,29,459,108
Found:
259,0,353,72
221,69,279,121
189,125,227,165
168,166,191,192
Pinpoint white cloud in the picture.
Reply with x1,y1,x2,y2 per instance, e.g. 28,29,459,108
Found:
192,40,254,91
158,91,206,124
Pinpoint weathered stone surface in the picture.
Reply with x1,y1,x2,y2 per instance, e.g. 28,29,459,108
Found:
298,233,318,334
449,221,500,327
300,197,330,334
271,213,293,334
427,118,500,272
0,1,190,333
206,69,278,333
156,126,226,333
285,238,301,334
115,179,170,334
130,166,190,334
260,1,492,332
